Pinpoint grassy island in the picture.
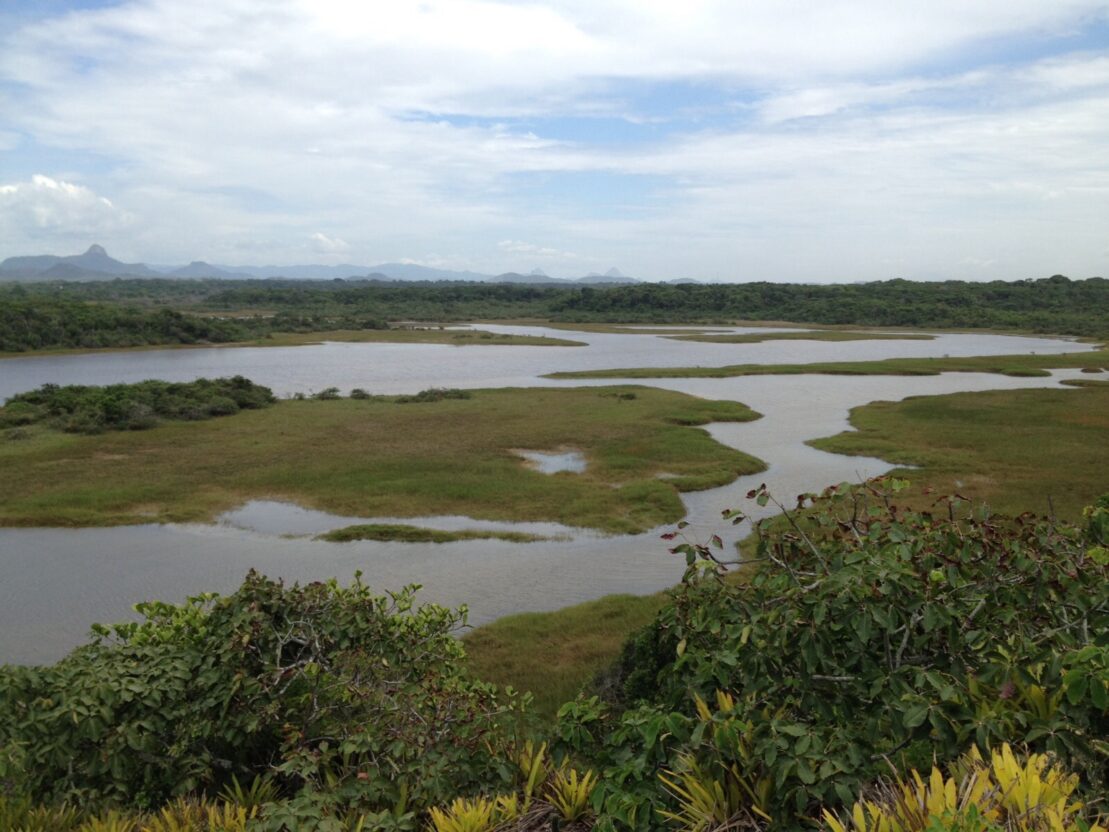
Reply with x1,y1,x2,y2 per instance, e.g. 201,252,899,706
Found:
545,344,1109,379
809,384,1109,520
0,385,764,532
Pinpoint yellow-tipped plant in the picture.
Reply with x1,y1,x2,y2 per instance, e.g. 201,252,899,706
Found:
203,800,258,832
822,744,1105,832
516,740,549,811
546,765,598,823
79,812,138,832
659,753,770,831
427,796,498,832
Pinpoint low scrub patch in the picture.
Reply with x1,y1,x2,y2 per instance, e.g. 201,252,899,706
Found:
0,377,275,434
318,523,549,543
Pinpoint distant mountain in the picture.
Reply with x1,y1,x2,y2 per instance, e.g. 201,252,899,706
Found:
663,278,701,285
168,261,243,279
0,246,651,284
489,271,573,285
0,244,162,280
577,267,639,284
205,263,382,280
363,263,493,282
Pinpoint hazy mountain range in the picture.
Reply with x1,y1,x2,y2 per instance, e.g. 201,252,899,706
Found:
0,245,699,285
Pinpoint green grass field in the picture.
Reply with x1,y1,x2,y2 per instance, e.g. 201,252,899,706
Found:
809,384,1109,520
0,386,764,532
462,592,667,718
547,345,1109,379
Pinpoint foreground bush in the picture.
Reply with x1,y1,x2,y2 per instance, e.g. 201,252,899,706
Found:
0,573,521,818
0,376,275,432
823,743,1105,832
560,483,1108,828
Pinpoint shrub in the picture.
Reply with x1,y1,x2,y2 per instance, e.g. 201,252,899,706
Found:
0,377,274,433
0,573,521,815
349,388,370,400
574,482,1108,828
394,388,472,404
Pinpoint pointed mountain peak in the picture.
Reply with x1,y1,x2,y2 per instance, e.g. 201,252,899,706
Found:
85,244,108,256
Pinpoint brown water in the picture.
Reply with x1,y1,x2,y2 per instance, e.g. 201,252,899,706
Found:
0,326,1096,664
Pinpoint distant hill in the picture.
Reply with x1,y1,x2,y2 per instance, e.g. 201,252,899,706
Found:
168,261,243,279
0,246,645,284
0,244,162,280
489,271,573,285
490,267,643,285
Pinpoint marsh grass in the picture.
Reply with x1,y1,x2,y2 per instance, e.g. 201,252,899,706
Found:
547,346,1109,379
318,523,550,543
0,386,764,532
809,385,1109,519
462,592,667,718
665,330,935,343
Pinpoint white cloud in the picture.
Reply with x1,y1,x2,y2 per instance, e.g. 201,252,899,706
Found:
0,174,132,238
497,240,580,259
310,232,350,254
0,1,1107,278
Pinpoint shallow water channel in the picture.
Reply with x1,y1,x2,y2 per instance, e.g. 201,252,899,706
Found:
0,326,1096,664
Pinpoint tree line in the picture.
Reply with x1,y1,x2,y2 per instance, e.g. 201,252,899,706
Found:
2,273,1106,354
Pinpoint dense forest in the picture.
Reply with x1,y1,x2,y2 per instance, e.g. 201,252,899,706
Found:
1,274,1105,353
1,484,1105,831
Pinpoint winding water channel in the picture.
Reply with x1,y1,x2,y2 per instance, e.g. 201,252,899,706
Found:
0,326,1095,664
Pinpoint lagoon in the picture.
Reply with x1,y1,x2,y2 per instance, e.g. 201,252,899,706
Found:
0,326,1096,663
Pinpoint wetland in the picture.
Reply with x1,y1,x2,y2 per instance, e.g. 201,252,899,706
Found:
0,324,1102,665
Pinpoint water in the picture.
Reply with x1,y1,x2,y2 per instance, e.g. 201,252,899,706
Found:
514,449,588,474
0,325,1084,401
0,326,1097,664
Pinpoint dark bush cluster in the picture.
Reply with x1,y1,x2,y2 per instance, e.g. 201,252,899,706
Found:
394,387,473,404
0,376,275,433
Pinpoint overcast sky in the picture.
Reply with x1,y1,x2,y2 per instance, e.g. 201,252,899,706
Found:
1,1,1107,281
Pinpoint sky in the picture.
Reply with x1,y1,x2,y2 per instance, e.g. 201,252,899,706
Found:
0,1,1107,282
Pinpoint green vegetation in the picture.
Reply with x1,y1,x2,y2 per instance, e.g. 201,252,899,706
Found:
0,573,520,826
0,294,581,356
462,593,667,719
3,273,1106,356
0,377,275,434
666,330,935,343
548,345,1109,379
4,488,1105,831
394,387,472,403
810,385,1109,520
0,385,763,531
318,523,550,544
574,484,1108,827
0,298,263,352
